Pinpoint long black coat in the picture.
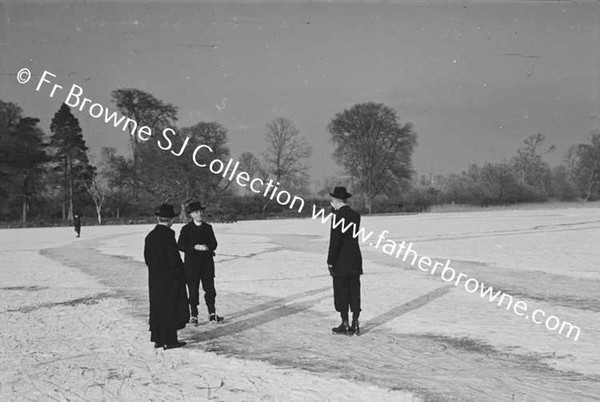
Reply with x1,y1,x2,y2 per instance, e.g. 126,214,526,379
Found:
327,205,363,277
144,224,189,329
177,221,218,280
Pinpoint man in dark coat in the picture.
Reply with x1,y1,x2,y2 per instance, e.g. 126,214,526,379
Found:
74,214,81,238
144,204,189,349
327,187,363,335
177,201,224,324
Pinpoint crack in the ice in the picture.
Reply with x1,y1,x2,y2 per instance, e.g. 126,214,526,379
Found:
0,285,47,291
4,292,115,313
417,333,600,383
216,246,285,262
398,222,600,244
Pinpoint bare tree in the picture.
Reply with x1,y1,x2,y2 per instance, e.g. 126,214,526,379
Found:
263,117,312,189
567,130,600,200
99,147,131,219
237,151,267,195
83,171,107,224
239,151,266,178
328,102,417,214
261,117,311,211
511,133,554,196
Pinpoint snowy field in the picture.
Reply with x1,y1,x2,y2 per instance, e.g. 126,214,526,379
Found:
1,206,600,401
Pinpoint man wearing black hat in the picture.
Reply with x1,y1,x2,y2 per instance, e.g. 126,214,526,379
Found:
177,201,224,325
143,204,189,349
327,187,363,335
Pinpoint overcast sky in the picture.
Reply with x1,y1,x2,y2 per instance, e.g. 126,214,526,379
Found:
1,0,598,187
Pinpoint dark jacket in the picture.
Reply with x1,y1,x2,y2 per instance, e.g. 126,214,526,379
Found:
144,224,189,329
327,205,363,276
177,221,218,280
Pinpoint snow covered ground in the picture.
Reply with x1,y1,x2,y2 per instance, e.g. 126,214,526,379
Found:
1,206,600,401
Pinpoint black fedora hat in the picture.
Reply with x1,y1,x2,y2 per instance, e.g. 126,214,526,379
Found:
154,203,177,218
329,186,352,200
187,201,206,213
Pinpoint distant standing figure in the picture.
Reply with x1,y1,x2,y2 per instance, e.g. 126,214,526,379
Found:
74,214,81,238
177,201,224,325
144,204,189,350
327,187,363,335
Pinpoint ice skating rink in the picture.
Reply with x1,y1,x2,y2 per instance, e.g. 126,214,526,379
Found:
1,206,599,401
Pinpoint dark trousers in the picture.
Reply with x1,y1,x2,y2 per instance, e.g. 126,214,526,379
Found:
333,276,361,316
186,277,216,316
150,324,177,345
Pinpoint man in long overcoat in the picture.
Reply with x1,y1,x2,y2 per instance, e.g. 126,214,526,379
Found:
74,214,81,238
144,204,189,349
177,201,224,324
327,187,363,335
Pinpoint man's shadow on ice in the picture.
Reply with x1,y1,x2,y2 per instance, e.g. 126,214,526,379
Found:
185,284,453,343
361,285,454,335
186,286,330,342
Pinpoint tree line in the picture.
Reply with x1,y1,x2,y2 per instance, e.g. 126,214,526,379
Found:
403,132,600,212
1,89,599,226
0,90,315,225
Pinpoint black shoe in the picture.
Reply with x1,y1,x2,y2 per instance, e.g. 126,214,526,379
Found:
154,342,162,349
332,322,350,334
163,341,186,350
350,319,360,336
209,314,224,324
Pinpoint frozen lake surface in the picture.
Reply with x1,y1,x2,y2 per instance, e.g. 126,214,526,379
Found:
1,206,599,401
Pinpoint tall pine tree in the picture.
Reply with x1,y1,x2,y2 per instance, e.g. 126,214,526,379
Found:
50,103,92,221
0,102,50,223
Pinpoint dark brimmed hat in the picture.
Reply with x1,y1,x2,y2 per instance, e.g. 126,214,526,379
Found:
154,204,177,218
329,186,352,200
187,201,206,213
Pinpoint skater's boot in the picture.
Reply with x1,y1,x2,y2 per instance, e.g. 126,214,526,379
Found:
350,319,360,336
163,341,186,350
332,321,350,334
209,313,224,324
